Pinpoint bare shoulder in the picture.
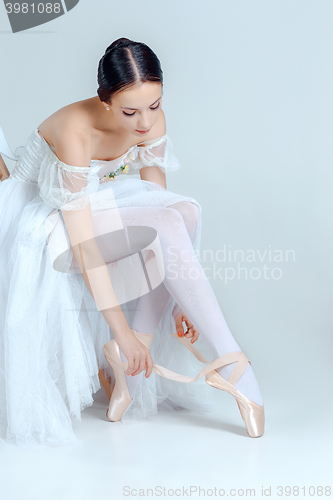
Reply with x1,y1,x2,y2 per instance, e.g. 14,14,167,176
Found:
38,104,92,167
54,118,92,168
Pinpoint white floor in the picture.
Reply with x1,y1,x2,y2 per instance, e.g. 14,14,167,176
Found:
1,370,332,500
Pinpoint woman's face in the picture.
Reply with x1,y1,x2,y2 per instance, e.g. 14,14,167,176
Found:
105,82,163,137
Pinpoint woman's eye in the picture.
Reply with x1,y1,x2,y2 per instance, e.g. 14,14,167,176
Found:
123,103,160,117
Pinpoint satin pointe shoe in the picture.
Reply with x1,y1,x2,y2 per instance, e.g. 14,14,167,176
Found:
98,368,114,400
103,329,155,422
103,328,264,436
169,334,265,438
204,352,265,438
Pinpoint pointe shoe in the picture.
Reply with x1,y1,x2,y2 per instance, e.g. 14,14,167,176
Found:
103,328,264,436
98,368,114,400
168,334,265,438
205,352,265,438
103,329,155,422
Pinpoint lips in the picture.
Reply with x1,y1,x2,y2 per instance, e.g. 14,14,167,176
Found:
136,129,149,133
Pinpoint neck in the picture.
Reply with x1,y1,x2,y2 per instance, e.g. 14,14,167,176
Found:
90,96,121,134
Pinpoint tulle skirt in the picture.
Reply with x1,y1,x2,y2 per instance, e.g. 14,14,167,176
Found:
0,172,214,448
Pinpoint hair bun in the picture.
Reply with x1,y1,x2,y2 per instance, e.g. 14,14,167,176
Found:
105,38,132,55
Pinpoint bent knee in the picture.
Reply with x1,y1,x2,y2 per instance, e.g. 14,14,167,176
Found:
170,201,201,239
171,200,200,222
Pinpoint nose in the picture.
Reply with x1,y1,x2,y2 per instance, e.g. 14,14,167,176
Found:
137,123,150,132
137,113,150,131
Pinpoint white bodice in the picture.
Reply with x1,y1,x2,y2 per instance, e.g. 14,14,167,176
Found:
42,130,174,183
9,127,180,211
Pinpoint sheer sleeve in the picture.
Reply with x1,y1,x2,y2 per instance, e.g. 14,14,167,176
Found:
126,135,180,175
37,148,100,211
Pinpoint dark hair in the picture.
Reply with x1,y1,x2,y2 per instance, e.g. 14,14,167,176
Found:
97,37,163,105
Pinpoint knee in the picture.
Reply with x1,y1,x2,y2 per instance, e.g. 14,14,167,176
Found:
162,206,186,228
177,201,201,227
170,201,201,241
155,207,188,245
158,203,201,244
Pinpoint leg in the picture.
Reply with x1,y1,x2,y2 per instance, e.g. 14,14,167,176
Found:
119,282,171,399
114,203,263,406
119,201,199,399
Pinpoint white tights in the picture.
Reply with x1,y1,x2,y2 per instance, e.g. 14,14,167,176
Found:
118,202,263,406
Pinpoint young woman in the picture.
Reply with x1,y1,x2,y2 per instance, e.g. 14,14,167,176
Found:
0,37,264,448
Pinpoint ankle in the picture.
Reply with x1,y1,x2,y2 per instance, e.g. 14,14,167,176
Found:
235,364,263,406
215,362,263,407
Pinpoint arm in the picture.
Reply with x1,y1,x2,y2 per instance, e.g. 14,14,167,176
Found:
0,155,10,181
139,165,167,189
54,125,133,338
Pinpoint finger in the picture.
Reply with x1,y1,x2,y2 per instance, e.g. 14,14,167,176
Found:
183,317,193,331
176,317,184,336
145,353,154,378
190,330,199,343
126,353,140,375
132,351,146,375
176,316,185,337
130,355,144,376
184,325,194,338
126,358,135,376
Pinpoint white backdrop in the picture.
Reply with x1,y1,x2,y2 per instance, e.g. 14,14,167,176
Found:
1,0,332,498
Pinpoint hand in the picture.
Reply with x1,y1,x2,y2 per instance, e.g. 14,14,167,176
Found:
173,309,199,344
114,329,154,378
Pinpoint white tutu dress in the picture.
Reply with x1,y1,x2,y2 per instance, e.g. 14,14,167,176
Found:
0,126,214,448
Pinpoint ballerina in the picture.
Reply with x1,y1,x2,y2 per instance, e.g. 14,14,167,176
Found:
0,37,264,447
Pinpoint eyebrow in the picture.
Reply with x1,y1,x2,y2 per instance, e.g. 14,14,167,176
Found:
121,96,162,111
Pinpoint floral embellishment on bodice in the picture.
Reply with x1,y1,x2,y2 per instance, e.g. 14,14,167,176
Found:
99,151,135,184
